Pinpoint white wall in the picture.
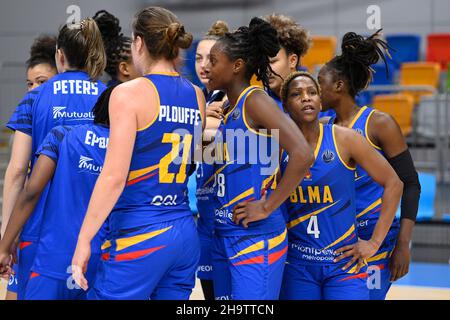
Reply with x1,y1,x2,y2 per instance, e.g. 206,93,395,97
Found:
1,0,449,125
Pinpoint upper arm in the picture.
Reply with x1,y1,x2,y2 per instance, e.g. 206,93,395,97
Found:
8,131,32,173
368,111,408,158
194,85,206,130
244,90,310,156
24,154,56,198
337,127,399,188
102,82,141,181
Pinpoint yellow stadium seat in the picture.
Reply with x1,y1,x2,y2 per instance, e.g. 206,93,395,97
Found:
399,62,441,104
302,36,337,73
250,74,264,88
372,93,415,136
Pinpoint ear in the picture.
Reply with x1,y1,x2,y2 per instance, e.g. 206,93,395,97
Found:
56,49,65,67
118,61,130,78
335,79,345,93
233,58,245,75
134,35,145,54
288,53,299,71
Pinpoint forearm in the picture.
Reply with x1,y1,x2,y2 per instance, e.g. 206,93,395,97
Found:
1,167,27,237
370,179,403,246
264,150,312,213
397,218,415,246
0,191,39,252
77,174,126,244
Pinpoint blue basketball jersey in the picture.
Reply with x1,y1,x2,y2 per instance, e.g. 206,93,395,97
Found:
267,88,283,110
214,86,284,236
328,106,400,238
32,124,108,280
6,71,106,241
281,124,357,265
110,73,203,231
195,90,225,236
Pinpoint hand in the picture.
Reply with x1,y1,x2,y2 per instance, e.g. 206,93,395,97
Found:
232,194,271,228
71,238,91,291
334,239,380,272
389,241,411,282
0,250,13,279
206,102,223,120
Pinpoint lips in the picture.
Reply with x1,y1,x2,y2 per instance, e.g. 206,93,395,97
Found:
302,105,315,112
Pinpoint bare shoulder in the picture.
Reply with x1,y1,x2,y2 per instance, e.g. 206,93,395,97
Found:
110,77,156,110
332,124,361,146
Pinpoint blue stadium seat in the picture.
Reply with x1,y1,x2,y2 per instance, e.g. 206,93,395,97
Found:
385,34,421,71
396,172,436,221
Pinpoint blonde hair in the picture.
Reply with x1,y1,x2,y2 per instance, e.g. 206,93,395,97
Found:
204,20,229,40
57,18,106,81
132,7,193,60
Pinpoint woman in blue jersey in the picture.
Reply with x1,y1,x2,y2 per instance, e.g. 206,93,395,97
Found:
194,20,229,300
2,34,58,301
318,30,421,300
205,17,313,300
1,19,106,299
71,7,206,300
94,10,140,86
0,86,115,300
264,14,310,108
278,71,403,300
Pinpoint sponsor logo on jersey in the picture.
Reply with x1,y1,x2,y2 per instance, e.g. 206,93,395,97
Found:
53,106,94,121
78,155,102,174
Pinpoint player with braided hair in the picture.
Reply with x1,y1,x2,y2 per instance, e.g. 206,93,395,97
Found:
205,17,312,300
318,30,421,300
93,10,139,85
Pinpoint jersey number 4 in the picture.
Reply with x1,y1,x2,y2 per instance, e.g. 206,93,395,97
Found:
307,215,320,238
159,133,193,184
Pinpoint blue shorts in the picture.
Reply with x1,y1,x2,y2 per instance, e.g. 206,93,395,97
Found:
17,241,37,299
24,273,87,300
88,215,200,300
280,262,369,300
197,231,213,280
7,263,19,294
212,228,287,300
365,235,398,300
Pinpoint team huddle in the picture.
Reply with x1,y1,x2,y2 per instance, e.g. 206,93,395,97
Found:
0,6,421,300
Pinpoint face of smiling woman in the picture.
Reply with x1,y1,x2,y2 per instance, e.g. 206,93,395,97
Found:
285,76,321,125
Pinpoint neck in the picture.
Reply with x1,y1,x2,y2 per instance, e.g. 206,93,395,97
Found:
225,80,250,111
142,59,177,75
333,96,360,125
298,119,321,148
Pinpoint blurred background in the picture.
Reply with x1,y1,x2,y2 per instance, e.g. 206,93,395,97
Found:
0,0,449,299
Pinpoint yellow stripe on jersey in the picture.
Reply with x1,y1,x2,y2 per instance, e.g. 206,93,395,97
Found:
137,78,160,132
220,187,255,209
322,224,355,250
287,201,340,230
116,226,173,251
356,198,382,219
332,125,356,171
367,251,389,263
348,106,367,129
268,228,287,250
229,240,264,260
365,109,383,150
242,88,272,137
313,123,324,160
202,161,235,187
224,86,258,124
101,240,112,251
127,164,159,182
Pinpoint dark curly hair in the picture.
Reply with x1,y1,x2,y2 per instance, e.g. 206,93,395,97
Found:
264,14,310,64
324,29,392,98
26,35,57,70
217,17,280,88
93,10,132,80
